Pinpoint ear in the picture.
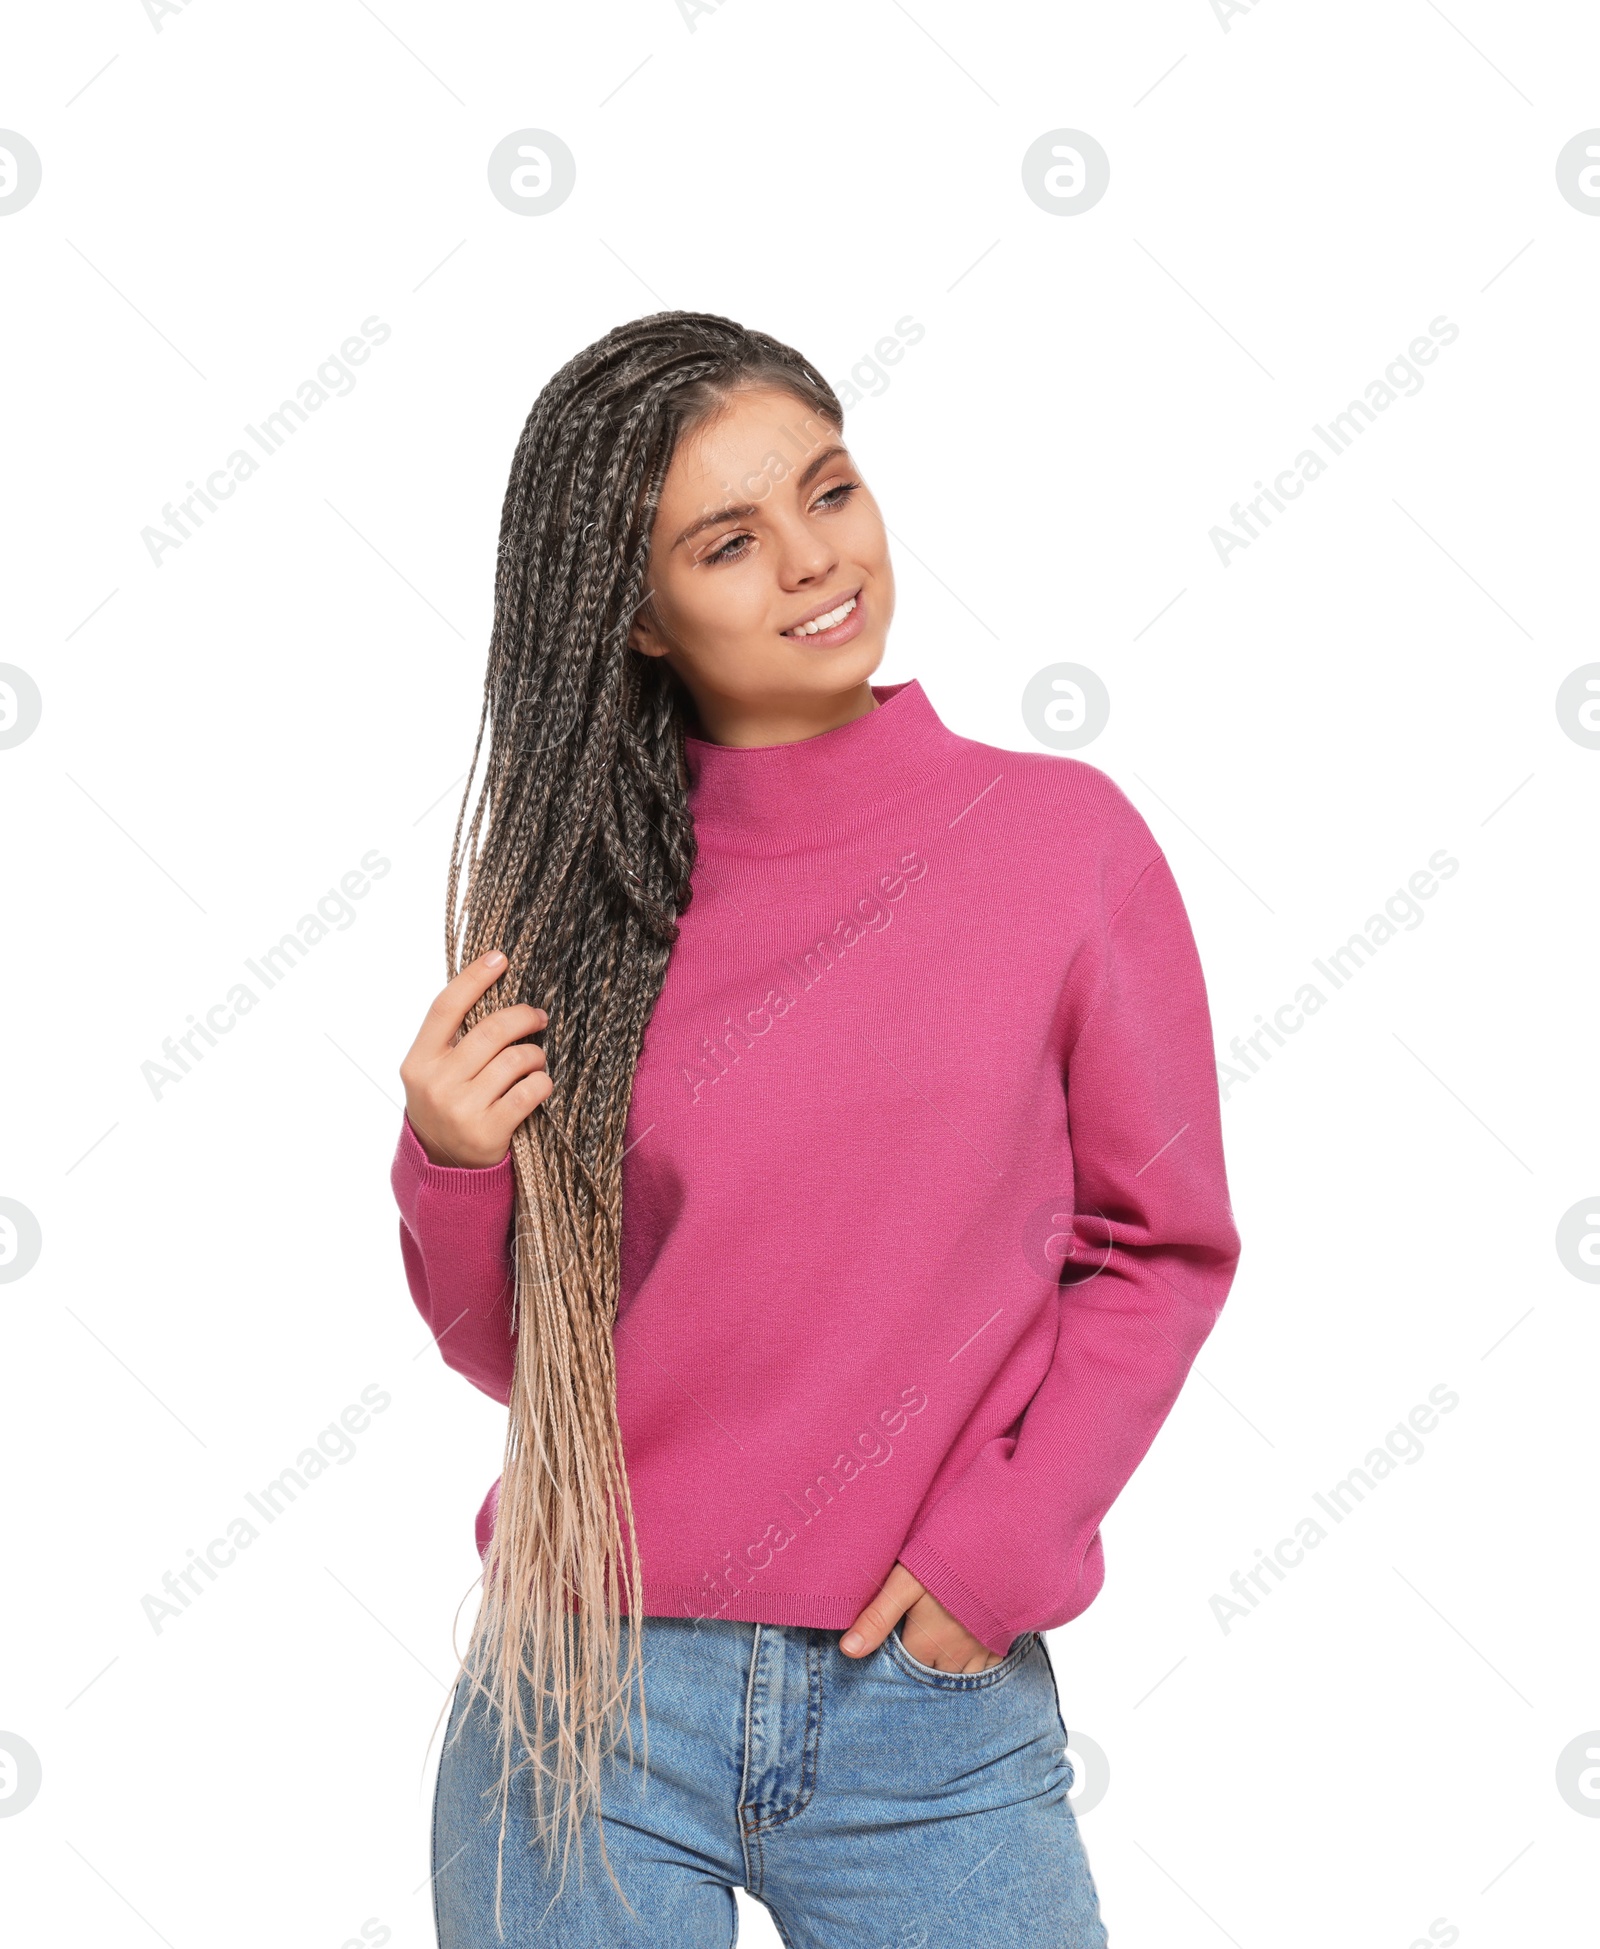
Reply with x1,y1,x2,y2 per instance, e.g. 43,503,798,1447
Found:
627,592,669,660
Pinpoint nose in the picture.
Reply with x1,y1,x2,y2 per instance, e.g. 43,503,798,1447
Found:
775,519,838,590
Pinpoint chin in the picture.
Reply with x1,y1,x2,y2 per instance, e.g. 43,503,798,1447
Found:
793,638,883,691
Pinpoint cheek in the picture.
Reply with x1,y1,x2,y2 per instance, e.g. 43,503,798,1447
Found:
843,498,891,571
657,561,774,652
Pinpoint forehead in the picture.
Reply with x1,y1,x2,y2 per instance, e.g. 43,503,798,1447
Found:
664,384,837,498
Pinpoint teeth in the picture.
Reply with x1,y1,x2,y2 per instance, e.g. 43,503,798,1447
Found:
786,594,857,637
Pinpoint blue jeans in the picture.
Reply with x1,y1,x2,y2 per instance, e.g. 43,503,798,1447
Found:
432,1615,1110,1946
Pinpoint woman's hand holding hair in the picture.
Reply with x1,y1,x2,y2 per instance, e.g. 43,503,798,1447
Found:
399,950,553,1169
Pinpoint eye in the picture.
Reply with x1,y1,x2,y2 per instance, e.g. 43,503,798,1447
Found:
699,479,860,566
704,532,754,566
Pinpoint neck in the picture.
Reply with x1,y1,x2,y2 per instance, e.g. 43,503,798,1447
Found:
681,678,879,750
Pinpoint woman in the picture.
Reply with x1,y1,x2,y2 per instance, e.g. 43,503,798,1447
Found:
393,311,1242,1945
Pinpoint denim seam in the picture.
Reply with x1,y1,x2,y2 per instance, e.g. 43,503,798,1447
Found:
762,1897,800,1949
736,1624,764,1896
1041,1630,1087,1819
746,1635,824,1836
1036,1630,1072,1743
430,1674,465,1944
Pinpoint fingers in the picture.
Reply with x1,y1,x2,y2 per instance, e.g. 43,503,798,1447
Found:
897,1602,969,1671
411,951,542,1065
475,1038,549,1101
895,1589,1002,1674
836,1564,1004,1673
839,1562,926,1658
470,1041,555,1146
400,948,554,1170
454,999,549,1078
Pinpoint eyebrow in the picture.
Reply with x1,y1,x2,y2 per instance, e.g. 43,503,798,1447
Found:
671,443,850,552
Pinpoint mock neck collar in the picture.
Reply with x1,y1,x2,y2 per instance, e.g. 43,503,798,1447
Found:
684,678,956,854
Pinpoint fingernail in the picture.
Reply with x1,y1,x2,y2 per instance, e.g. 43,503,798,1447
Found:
841,1631,864,1655
485,951,505,969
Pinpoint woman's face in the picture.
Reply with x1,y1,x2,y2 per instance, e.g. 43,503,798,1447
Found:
627,383,895,734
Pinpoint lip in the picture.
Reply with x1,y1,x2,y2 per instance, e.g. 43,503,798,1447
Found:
780,586,864,644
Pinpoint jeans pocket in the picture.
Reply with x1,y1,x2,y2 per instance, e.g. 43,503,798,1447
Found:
884,1624,1038,1690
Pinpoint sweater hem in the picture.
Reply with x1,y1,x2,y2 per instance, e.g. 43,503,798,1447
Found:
626,1586,865,1630
552,1580,875,1633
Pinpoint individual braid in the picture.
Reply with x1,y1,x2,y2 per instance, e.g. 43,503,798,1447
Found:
439,312,843,1928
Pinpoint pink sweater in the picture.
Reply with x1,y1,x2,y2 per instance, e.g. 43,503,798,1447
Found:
392,678,1241,1657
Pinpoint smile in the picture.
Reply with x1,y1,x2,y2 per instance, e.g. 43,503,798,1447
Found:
783,593,859,639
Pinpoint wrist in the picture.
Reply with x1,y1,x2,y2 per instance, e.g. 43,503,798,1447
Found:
404,1112,508,1174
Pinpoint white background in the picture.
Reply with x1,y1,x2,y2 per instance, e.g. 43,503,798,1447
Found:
3,2,1598,1944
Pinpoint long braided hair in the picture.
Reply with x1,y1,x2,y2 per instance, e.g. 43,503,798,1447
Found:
441,312,843,1921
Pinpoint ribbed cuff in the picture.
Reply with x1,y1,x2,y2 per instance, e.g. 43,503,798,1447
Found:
395,1112,514,1196
895,1532,1020,1660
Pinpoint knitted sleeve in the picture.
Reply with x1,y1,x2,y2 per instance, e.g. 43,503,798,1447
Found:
896,850,1243,1656
390,1113,518,1406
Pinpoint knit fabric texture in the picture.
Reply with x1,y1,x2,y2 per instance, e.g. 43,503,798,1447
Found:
392,678,1242,1657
